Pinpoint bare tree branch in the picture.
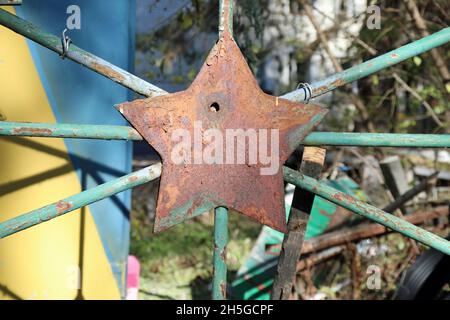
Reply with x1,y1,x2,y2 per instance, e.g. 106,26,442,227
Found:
301,0,376,132
392,72,446,130
406,0,450,90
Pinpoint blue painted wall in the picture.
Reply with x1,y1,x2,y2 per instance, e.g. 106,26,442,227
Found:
17,0,135,295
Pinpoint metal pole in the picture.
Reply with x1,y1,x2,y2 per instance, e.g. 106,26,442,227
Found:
219,0,233,37
0,8,166,97
281,27,450,102
0,164,161,238
283,166,450,255
303,132,450,148
212,206,228,300
211,0,233,301
2,122,449,148
0,121,142,140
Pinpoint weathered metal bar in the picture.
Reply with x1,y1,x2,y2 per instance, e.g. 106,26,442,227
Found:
0,121,142,140
0,8,166,97
211,0,232,301
282,28,450,102
212,206,228,300
2,122,449,148
303,132,450,148
0,164,162,239
219,0,233,36
283,166,450,255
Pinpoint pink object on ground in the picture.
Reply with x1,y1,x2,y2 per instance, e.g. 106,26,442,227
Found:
126,255,140,300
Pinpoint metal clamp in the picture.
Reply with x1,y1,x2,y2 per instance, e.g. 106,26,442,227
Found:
60,28,72,59
296,82,312,103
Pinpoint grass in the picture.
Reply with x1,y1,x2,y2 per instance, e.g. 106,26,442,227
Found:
129,182,261,299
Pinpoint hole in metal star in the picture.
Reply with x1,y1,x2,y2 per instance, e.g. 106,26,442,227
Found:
209,102,220,112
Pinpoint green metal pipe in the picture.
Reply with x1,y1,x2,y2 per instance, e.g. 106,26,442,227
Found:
219,0,233,36
303,132,450,148
282,28,450,102
0,121,142,140
2,122,449,148
0,8,166,98
283,166,450,255
212,206,228,300
0,164,161,239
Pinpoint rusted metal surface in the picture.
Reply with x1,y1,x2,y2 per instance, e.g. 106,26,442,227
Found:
117,30,327,233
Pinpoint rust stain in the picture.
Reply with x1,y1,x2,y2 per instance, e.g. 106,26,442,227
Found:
12,127,53,135
91,62,125,82
128,175,138,183
312,85,328,95
391,53,399,59
220,248,227,261
161,184,181,210
56,200,72,214
331,192,356,204
220,282,227,298
256,284,267,291
331,78,346,88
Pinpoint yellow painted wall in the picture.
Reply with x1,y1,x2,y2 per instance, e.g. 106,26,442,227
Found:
0,7,120,300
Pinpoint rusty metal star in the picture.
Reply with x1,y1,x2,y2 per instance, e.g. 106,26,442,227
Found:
117,32,327,233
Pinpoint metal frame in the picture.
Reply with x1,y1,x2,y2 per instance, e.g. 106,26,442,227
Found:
0,0,449,300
